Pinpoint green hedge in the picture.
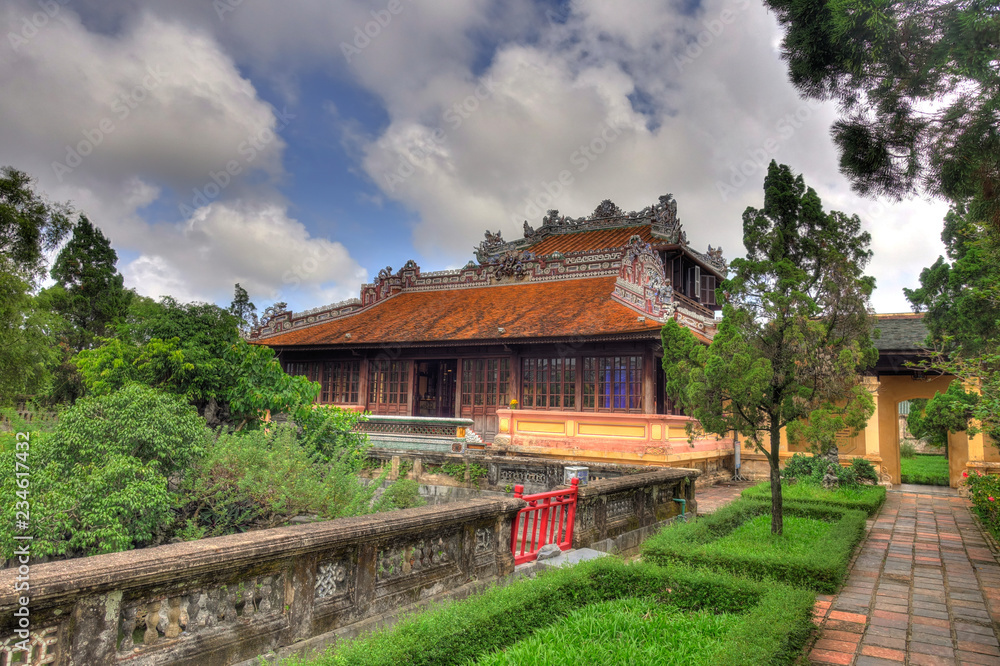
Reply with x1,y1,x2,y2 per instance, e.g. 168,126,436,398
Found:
641,499,867,593
741,481,886,516
290,558,814,666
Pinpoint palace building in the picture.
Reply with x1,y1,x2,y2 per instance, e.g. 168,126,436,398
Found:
252,195,728,451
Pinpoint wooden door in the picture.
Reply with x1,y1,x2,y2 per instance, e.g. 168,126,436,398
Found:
460,358,510,441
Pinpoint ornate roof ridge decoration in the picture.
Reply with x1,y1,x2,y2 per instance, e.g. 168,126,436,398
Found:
610,235,719,339
250,246,626,340
611,235,674,324
481,194,729,278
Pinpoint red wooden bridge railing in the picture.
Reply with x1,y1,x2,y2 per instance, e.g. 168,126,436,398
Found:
510,478,578,565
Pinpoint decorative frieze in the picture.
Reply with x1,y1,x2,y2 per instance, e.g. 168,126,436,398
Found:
606,495,634,520
1,625,58,665
474,527,492,555
376,533,459,582
499,468,548,485
315,560,350,601
117,574,283,654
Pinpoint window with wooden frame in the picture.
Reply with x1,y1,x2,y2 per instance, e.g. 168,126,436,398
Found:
700,273,717,306
521,357,576,409
582,356,643,413
368,359,409,413
285,362,321,382
322,360,360,404
460,358,510,409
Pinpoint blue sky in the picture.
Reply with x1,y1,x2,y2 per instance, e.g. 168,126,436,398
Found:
0,0,948,314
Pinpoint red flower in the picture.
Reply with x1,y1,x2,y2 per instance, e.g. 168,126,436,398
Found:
963,471,969,478
990,497,995,502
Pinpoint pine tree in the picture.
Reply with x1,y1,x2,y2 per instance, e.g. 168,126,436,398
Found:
764,0,1000,233
662,162,878,533
47,215,132,351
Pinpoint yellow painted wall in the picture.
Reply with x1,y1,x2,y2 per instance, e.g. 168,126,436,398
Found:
873,374,954,485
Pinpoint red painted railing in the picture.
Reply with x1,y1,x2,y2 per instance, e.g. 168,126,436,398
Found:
510,478,578,565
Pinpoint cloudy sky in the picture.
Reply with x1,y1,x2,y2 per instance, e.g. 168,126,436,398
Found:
1,0,948,314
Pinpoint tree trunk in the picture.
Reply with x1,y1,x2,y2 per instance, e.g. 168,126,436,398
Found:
770,421,783,535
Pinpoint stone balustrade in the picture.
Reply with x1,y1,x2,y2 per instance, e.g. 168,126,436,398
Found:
0,499,522,666
354,415,473,453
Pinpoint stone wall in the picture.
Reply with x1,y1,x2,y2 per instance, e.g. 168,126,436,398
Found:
0,499,522,666
572,468,697,556
365,449,665,496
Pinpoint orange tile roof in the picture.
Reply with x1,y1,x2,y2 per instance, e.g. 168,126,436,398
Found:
260,276,663,347
526,225,660,256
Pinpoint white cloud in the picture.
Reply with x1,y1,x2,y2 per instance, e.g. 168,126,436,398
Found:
121,201,366,305
354,0,949,312
0,2,365,307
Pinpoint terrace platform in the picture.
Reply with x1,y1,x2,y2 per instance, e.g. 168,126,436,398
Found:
809,487,1000,665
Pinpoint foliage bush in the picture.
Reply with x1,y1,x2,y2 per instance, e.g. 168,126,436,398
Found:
281,558,814,666
741,481,886,516
1,385,418,558
641,499,867,593
900,441,917,459
964,470,1000,539
780,453,879,488
900,454,950,486
0,386,197,557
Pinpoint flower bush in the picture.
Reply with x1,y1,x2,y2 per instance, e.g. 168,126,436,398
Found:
965,470,1000,538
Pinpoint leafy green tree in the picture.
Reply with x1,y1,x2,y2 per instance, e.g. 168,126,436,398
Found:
0,167,71,282
905,206,1000,357
0,167,71,403
0,385,208,557
764,0,1000,231
905,205,1000,445
76,300,318,429
229,283,258,338
662,162,877,533
906,383,981,457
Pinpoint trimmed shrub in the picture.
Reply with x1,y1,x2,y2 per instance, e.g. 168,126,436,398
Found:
900,441,917,459
285,558,814,666
641,499,867,593
742,480,886,516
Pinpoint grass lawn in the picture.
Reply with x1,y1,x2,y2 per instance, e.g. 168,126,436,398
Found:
641,499,867,592
474,597,740,666
741,481,886,515
283,558,815,666
712,514,836,559
900,454,950,486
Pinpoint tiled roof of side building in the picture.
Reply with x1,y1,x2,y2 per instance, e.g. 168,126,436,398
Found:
258,276,666,347
525,225,659,256
873,313,930,351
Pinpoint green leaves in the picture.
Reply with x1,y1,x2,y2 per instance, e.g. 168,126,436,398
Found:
662,162,876,533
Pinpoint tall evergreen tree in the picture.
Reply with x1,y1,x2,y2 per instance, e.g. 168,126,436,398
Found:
662,162,877,533
228,283,258,338
46,215,132,351
764,0,1000,233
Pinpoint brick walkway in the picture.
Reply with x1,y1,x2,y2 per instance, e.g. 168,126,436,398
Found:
809,488,1000,665
695,480,755,515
